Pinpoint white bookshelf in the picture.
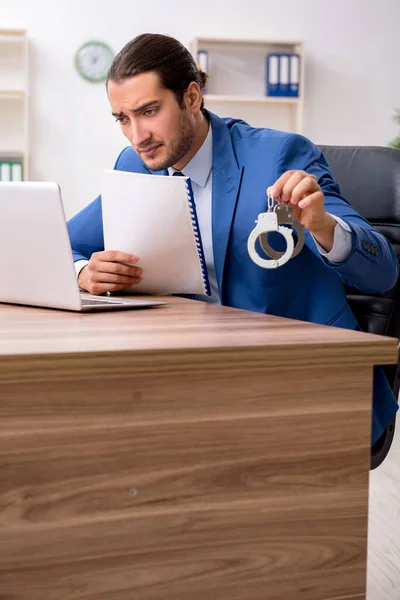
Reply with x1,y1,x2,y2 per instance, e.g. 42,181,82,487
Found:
0,29,29,180
190,37,305,133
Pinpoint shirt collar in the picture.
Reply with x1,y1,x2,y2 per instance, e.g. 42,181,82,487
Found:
168,123,212,187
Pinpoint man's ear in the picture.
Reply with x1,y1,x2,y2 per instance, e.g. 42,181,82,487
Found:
185,81,203,114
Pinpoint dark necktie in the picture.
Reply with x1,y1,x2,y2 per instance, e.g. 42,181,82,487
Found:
172,171,184,177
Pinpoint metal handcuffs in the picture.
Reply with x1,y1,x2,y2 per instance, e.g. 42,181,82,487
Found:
247,194,305,269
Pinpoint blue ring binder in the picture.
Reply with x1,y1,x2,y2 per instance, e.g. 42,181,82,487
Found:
185,178,211,296
266,52,300,97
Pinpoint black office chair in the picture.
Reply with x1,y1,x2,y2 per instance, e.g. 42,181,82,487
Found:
318,145,400,469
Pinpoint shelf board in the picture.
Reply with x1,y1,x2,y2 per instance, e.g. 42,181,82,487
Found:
204,94,300,104
0,37,26,45
0,90,25,99
194,38,302,48
0,150,24,158
0,29,26,43
0,29,25,36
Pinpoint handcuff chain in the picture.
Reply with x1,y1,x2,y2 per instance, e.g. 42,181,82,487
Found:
267,193,275,212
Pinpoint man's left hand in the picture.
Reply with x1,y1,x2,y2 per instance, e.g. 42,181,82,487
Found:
267,170,336,252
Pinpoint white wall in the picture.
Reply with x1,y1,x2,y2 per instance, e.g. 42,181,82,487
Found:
3,0,400,218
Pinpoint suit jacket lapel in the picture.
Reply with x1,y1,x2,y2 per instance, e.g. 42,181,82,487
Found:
209,112,244,298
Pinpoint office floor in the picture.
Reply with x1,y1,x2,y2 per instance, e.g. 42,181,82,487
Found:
367,414,400,599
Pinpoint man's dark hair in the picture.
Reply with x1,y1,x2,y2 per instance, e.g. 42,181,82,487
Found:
107,33,208,113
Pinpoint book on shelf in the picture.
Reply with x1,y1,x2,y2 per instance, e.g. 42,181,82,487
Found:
0,158,23,182
197,49,209,93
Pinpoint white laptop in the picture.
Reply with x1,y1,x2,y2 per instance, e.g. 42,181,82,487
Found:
0,182,167,312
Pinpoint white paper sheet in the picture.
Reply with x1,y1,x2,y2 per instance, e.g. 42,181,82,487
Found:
101,169,209,295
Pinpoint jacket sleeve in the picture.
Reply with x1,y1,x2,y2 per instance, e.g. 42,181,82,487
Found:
67,147,131,262
275,134,399,293
67,195,104,262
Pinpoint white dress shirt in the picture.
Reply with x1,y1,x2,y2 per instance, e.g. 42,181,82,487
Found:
76,124,352,302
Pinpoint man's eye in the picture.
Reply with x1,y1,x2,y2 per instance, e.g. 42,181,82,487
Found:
144,108,157,116
115,116,128,124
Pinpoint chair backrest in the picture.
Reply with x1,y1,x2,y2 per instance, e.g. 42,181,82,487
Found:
318,145,400,397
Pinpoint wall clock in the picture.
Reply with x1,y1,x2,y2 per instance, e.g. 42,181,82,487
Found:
75,40,114,83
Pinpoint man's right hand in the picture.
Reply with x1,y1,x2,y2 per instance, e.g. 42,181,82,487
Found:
78,250,142,295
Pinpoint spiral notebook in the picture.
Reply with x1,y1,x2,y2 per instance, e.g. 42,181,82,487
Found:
101,169,210,296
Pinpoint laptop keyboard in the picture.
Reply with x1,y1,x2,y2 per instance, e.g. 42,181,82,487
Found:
81,298,124,306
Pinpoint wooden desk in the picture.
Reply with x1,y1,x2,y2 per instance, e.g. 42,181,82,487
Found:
0,297,397,600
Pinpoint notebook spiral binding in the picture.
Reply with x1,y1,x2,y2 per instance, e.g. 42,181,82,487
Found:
185,179,211,296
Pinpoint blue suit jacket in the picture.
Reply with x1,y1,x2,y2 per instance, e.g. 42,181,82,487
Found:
67,111,399,444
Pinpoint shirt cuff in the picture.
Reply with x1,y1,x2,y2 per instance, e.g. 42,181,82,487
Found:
312,214,352,263
74,259,89,279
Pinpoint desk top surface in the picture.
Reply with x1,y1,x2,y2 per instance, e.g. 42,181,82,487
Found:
0,296,397,370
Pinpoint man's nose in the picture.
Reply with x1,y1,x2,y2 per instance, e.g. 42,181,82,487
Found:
130,121,151,148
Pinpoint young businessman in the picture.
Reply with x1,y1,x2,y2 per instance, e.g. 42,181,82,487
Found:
67,33,399,445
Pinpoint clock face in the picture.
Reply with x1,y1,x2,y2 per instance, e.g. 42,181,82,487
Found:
75,41,114,83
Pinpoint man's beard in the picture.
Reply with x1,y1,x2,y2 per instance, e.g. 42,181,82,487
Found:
138,109,195,171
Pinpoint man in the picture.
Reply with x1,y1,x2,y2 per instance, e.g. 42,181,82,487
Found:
67,33,399,446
